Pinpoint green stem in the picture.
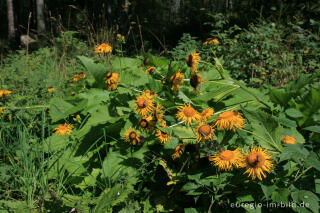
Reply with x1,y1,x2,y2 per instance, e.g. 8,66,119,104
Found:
294,166,312,182
4,105,49,110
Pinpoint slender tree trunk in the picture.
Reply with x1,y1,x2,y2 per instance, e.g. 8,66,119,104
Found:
36,0,46,33
6,0,16,40
170,0,181,24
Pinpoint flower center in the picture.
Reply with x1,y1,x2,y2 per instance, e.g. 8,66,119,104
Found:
183,106,196,117
129,131,137,139
106,73,112,79
247,153,265,167
190,74,200,88
220,150,235,161
198,125,211,136
140,119,148,128
187,55,193,67
137,99,147,108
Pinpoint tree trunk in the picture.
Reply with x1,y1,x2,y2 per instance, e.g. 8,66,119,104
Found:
36,0,46,33
170,0,181,24
6,0,16,40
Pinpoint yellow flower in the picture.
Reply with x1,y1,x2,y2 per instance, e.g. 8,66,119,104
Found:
0,89,12,98
95,43,112,54
135,95,154,116
282,136,296,144
54,123,73,136
116,33,125,42
214,111,245,131
78,72,86,79
261,72,267,75
186,52,201,73
203,38,219,45
176,103,201,126
172,144,185,159
76,114,81,119
200,108,214,121
124,128,141,145
209,148,244,171
190,74,204,90
143,90,157,100
0,107,4,115
104,72,119,91
48,87,55,92
146,66,156,75
170,70,184,91
73,75,80,82
243,146,274,181
195,123,215,142
156,129,171,143
139,116,155,130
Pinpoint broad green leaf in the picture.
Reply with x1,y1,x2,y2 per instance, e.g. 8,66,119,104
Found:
49,97,86,122
291,190,319,213
78,56,107,88
242,108,283,152
285,108,304,118
303,126,320,134
271,188,290,203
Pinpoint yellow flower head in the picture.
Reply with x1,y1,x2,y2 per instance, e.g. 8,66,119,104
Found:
209,148,244,171
172,144,185,159
73,75,80,82
156,129,171,143
95,43,112,54
186,52,201,73
105,72,119,91
135,95,154,116
0,107,4,115
124,128,141,145
203,38,219,45
201,108,214,121
146,66,156,75
54,123,73,136
143,90,157,100
116,33,125,42
195,123,215,142
261,72,267,75
170,70,184,92
243,146,274,181
0,89,12,98
77,72,86,79
282,136,296,144
48,87,55,92
214,111,245,131
190,74,204,90
176,103,201,126
76,114,81,119
139,116,155,130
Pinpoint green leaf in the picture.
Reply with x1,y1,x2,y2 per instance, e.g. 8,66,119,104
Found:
242,108,283,152
49,97,86,122
237,194,254,203
303,126,320,134
78,56,107,88
279,144,309,163
271,188,290,203
305,152,320,171
291,190,319,213
101,151,124,182
184,208,199,213
285,108,304,118
260,184,277,200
